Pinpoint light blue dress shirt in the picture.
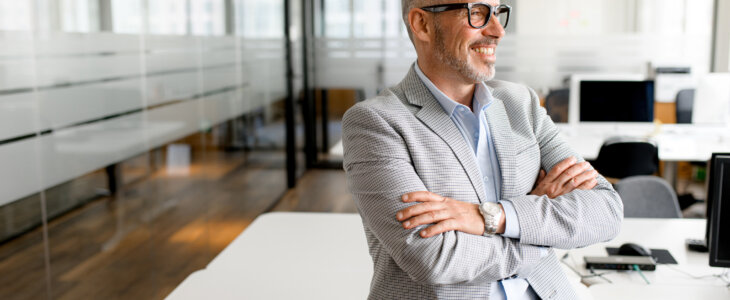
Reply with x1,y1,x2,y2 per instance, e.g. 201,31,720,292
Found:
414,63,538,300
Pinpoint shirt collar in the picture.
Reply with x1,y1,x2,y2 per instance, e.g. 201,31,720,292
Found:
414,61,493,116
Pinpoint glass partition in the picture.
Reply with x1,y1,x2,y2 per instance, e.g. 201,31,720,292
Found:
0,0,290,298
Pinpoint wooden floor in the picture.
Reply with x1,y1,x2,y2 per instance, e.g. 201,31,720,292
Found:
0,147,353,300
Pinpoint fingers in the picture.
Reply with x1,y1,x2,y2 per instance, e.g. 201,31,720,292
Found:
397,201,445,222
557,161,591,188
576,175,599,190
537,169,546,181
402,191,446,203
572,169,598,189
543,156,577,182
420,219,459,238
402,209,450,230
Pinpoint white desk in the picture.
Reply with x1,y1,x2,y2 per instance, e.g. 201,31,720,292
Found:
554,218,729,299
329,123,730,165
167,213,729,300
557,123,730,185
556,123,730,162
166,213,372,300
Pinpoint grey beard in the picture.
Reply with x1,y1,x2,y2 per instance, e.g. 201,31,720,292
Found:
434,21,496,83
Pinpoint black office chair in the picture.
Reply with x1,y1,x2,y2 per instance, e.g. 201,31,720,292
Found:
676,89,695,124
592,137,659,179
544,88,569,123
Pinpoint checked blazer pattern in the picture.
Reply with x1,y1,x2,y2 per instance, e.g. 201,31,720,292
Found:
342,65,624,299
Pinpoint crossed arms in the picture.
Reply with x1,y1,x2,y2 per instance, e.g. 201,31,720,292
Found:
342,88,623,285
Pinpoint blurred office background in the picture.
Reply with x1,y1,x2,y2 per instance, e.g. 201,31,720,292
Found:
0,0,729,299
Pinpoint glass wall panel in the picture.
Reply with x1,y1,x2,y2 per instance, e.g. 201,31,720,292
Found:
0,2,51,299
0,0,289,298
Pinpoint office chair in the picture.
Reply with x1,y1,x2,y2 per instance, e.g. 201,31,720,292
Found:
544,88,569,123
676,89,695,124
614,175,682,218
592,136,659,179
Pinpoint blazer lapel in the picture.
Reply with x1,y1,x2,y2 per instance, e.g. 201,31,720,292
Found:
484,97,517,199
398,66,488,204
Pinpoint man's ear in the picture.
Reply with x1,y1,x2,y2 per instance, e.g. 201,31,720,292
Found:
409,8,433,43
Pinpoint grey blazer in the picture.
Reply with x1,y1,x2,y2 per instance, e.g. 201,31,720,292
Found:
342,66,623,299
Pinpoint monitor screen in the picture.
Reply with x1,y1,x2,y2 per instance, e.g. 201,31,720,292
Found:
705,153,730,242
579,81,655,122
708,154,730,267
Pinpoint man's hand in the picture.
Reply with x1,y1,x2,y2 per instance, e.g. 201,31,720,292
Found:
396,191,503,238
531,157,598,198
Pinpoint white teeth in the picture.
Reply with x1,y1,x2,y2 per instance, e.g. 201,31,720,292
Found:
473,47,494,55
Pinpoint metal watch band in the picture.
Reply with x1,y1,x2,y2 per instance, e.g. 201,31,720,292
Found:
479,202,502,235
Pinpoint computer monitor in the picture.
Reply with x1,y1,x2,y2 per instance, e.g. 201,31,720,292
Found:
579,81,654,122
708,153,730,267
568,74,651,125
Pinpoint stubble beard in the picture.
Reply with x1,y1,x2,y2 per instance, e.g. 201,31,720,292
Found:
433,20,496,83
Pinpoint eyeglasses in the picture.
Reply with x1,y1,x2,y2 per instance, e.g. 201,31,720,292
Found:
420,2,511,30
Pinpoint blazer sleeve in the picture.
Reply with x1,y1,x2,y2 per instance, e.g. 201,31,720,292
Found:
506,86,624,249
342,103,543,286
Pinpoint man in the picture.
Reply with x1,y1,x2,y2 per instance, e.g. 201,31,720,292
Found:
342,1,623,299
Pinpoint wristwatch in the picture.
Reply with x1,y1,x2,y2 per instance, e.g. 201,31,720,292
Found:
478,202,503,236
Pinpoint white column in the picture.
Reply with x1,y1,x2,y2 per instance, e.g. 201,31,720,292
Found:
713,0,730,72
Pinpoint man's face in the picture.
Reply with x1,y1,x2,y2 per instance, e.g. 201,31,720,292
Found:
430,1,505,83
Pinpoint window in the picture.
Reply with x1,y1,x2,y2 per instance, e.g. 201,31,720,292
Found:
190,0,225,36
0,0,32,31
112,0,143,34
60,0,100,32
235,0,284,38
148,0,188,35
323,0,349,38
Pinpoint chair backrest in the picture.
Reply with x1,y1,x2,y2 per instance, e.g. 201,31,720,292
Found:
615,175,681,218
545,88,570,123
676,89,695,124
593,137,659,179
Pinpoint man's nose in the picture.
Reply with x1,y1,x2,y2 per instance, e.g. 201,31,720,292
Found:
482,15,505,39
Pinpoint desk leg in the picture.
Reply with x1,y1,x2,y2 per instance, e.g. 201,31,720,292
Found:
663,161,677,190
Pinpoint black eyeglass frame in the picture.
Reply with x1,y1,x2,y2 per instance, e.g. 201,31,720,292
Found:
420,2,511,29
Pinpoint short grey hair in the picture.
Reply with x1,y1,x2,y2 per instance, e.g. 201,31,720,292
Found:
402,0,440,42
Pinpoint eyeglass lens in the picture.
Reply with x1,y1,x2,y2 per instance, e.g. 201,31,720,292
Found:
469,4,509,29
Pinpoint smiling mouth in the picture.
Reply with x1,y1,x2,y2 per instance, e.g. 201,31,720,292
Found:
472,47,495,55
